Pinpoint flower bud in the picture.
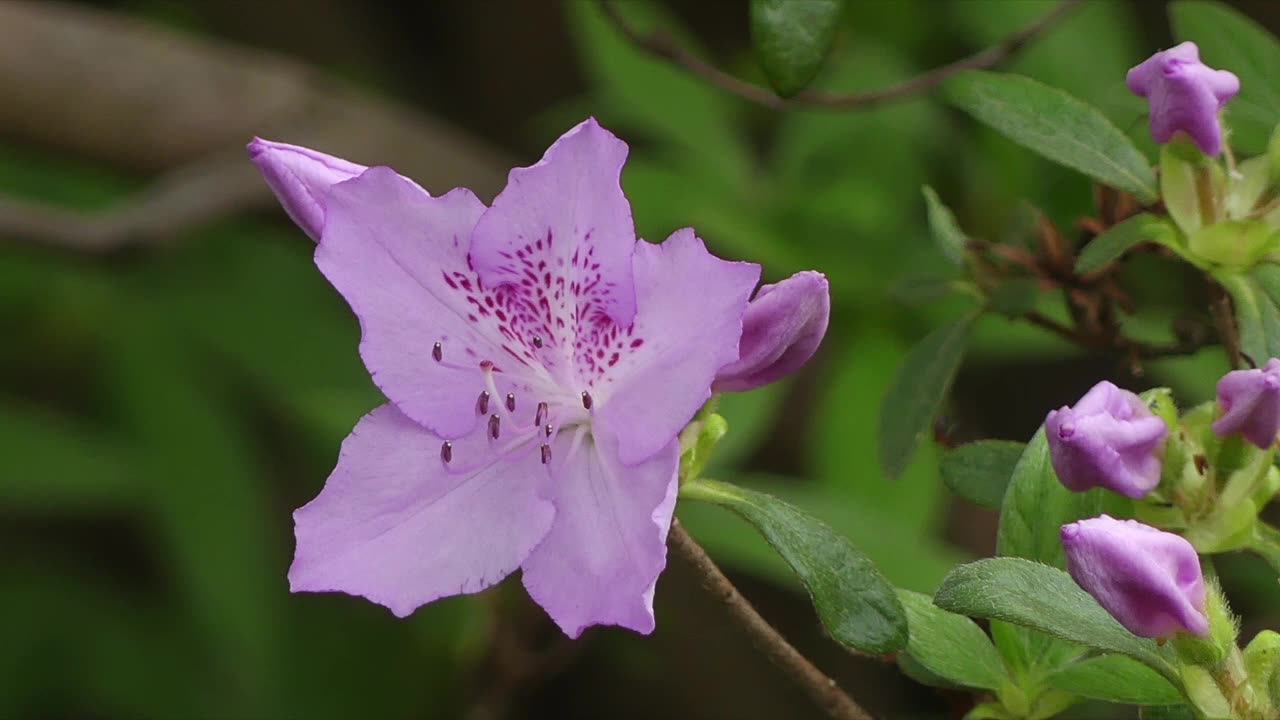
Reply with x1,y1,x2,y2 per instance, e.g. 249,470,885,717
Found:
712,271,829,392
1045,381,1168,498
1126,42,1240,156
1212,358,1280,448
247,138,368,242
1061,515,1209,638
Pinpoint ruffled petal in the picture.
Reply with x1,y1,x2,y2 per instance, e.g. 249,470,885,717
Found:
317,167,545,439
289,404,555,617
248,138,370,242
470,118,639,332
594,228,760,465
520,428,679,638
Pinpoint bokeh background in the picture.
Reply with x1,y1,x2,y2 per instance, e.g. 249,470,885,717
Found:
2,1,1277,718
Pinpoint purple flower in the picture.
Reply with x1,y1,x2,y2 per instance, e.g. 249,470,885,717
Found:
1212,358,1280,448
712,271,829,392
1061,515,1209,638
247,138,369,242
1044,381,1167,498
250,119,762,637
1126,41,1240,156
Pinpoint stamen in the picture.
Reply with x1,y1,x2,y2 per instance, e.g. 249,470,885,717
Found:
532,335,544,348
440,441,453,463
506,393,516,413
476,391,490,415
432,342,443,362
540,444,552,464
535,401,548,427
581,390,593,410
489,413,501,439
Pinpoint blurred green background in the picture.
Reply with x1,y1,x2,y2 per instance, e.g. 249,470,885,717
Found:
2,1,1276,718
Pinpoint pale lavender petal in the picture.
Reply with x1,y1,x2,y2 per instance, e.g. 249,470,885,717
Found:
469,118,639,330
1045,381,1167,498
289,404,555,618
1126,41,1240,156
713,271,830,393
1212,358,1280,448
593,228,760,465
1126,41,1199,96
317,167,544,440
247,138,369,242
1061,515,1208,638
521,429,679,638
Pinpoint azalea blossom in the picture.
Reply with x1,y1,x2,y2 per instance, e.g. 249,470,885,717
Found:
1061,515,1209,638
1126,41,1240,156
1044,381,1167,499
249,119,827,637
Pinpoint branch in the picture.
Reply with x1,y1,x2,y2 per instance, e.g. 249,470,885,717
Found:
0,1,511,252
599,0,1083,111
668,521,875,720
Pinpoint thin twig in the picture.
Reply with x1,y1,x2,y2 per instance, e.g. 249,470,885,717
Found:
668,521,874,720
599,0,1083,111
1209,281,1245,368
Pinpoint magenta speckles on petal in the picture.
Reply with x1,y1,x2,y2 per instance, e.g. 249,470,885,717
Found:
258,119,769,635
471,118,639,328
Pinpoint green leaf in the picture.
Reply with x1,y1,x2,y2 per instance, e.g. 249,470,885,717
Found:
1171,1,1280,155
1220,267,1280,366
681,478,908,654
934,558,1180,687
1046,655,1184,706
922,185,968,266
1074,213,1158,274
750,0,844,97
944,71,1157,202
897,590,1006,691
940,440,1024,509
878,314,977,480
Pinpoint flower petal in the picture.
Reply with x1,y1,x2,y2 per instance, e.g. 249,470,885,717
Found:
289,404,555,618
594,228,760,464
469,118,639,329
521,428,679,638
713,271,830,392
248,138,370,242
317,166,544,439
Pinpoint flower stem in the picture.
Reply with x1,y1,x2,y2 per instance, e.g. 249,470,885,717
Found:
668,521,875,720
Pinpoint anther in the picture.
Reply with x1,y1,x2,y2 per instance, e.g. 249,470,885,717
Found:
540,444,552,464
505,393,516,413
535,401,548,427
544,423,553,438
532,335,544,348
476,391,490,415
479,360,494,371
440,441,453,463
432,342,443,362
581,390,593,410
488,413,501,439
